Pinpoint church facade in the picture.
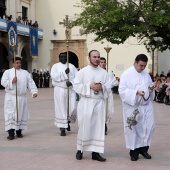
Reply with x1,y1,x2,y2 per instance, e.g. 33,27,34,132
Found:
0,0,169,76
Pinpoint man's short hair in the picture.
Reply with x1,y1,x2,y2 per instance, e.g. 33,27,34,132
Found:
135,54,148,63
88,50,99,57
100,57,106,61
12,57,22,63
59,52,67,58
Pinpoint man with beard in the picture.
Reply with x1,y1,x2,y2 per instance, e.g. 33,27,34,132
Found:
72,50,112,162
118,54,155,161
51,52,77,136
1,57,38,140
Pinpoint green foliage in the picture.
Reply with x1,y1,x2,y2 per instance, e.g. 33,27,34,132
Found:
73,0,170,51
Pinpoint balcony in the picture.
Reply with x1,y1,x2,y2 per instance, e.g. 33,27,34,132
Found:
0,18,43,39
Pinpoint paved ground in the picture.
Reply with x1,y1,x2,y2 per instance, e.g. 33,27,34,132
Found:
0,88,170,170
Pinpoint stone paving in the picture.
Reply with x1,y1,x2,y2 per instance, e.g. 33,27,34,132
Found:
0,88,170,170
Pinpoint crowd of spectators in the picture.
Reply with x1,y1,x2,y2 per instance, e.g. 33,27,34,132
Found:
1,14,39,28
153,70,170,105
32,69,51,88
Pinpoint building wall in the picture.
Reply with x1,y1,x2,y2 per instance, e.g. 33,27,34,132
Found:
5,0,35,23
158,50,170,75
35,0,153,77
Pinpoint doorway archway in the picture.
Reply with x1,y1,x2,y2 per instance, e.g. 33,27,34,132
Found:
64,51,79,68
0,42,9,70
21,47,28,70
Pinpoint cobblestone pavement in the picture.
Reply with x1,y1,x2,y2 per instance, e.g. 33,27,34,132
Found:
0,88,170,170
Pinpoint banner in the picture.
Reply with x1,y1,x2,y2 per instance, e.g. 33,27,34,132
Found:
7,21,18,55
30,27,38,56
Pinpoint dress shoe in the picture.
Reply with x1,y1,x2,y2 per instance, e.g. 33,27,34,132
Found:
60,128,66,136
7,135,14,140
16,130,23,138
131,157,138,161
17,134,23,138
139,152,151,159
92,152,106,162
60,131,66,136
76,150,83,160
66,123,71,131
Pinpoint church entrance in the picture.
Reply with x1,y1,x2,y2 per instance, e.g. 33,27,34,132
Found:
21,47,28,70
64,51,79,68
50,39,88,69
0,42,9,70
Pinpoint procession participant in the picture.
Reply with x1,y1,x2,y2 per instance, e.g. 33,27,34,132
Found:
50,52,77,136
118,54,155,161
1,57,38,140
72,50,112,162
99,57,117,135
39,69,43,88
35,70,40,88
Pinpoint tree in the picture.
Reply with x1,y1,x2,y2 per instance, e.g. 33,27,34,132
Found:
73,0,170,51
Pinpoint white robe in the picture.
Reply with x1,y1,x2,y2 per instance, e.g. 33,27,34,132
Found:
51,62,77,128
1,68,38,131
73,65,112,153
106,70,117,123
118,66,155,150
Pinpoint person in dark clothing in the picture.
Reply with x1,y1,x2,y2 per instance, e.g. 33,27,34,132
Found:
39,71,43,88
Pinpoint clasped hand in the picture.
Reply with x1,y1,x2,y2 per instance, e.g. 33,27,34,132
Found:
137,90,145,96
90,83,102,92
65,68,70,74
12,77,17,83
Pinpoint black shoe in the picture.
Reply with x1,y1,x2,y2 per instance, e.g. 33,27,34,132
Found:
165,101,170,105
66,121,71,131
92,152,106,162
17,134,23,138
16,130,23,138
60,128,66,136
139,152,151,159
105,123,107,135
76,150,83,160
131,157,138,161
7,135,14,140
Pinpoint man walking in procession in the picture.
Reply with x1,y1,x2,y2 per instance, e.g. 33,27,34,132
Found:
118,54,155,161
99,57,117,135
51,52,77,136
1,57,38,140
72,50,112,162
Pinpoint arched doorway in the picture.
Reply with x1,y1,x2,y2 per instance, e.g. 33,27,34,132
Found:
0,42,9,70
0,0,6,18
64,51,79,68
21,47,28,70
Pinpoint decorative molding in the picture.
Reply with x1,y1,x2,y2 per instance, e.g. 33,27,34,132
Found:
20,0,32,5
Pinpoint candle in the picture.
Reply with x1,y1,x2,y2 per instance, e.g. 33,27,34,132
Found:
12,37,15,45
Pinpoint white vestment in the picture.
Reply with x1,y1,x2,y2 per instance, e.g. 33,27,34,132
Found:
118,66,155,150
73,65,112,153
51,62,77,128
106,70,117,123
1,68,38,131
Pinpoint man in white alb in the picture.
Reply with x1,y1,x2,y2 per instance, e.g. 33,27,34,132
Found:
99,57,118,135
1,57,38,140
51,52,77,136
118,54,155,161
72,50,112,162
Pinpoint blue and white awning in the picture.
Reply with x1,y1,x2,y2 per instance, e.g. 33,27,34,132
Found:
0,18,43,39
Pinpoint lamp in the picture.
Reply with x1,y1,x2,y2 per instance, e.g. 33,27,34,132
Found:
53,29,57,36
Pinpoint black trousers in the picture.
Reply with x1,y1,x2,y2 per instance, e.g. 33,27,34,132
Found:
130,146,149,158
